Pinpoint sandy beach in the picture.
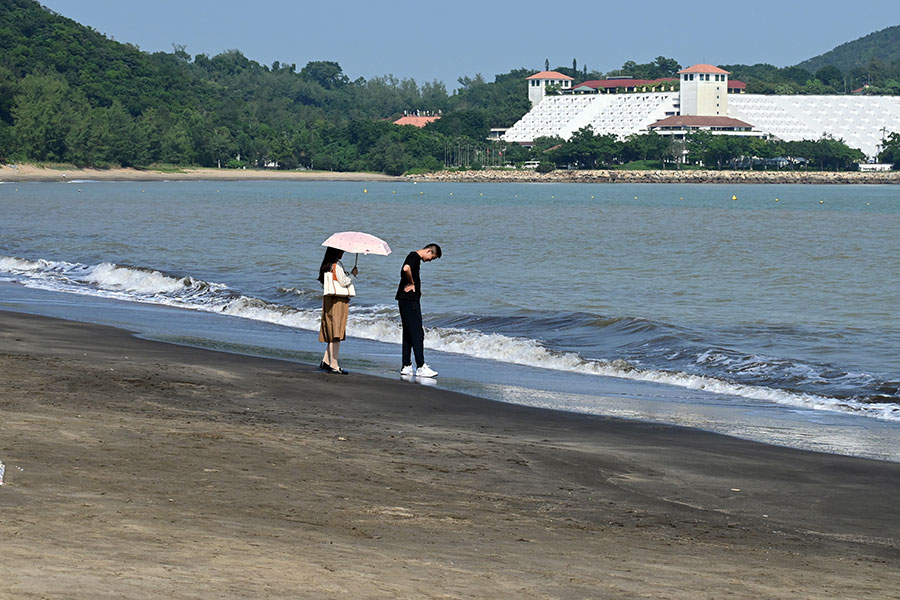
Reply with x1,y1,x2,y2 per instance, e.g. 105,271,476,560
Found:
0,164,400,182
1,311,899,598
3,163,898,184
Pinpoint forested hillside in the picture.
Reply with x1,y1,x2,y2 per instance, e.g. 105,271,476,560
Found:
797,26,900,77
0,0,530,172
722,26,900,95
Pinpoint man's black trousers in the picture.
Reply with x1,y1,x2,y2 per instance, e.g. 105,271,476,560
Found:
398,298,425,368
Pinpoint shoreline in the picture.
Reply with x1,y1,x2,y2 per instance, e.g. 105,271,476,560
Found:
3,163,897,184
0,164,400,182
409,167,900,184
2,309,900,598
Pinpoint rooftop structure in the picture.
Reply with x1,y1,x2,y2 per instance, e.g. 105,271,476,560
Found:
649,115,753,130
648,115,762,139
679,64,729,116
393,115,440,127
527,71,574,107
572,77,678,94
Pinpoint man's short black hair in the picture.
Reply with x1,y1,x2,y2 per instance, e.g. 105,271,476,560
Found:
425,243,442,258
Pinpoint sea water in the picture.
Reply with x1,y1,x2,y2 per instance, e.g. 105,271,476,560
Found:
2,180,899,460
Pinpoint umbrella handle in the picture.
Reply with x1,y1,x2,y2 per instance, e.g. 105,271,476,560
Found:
354,254,359,269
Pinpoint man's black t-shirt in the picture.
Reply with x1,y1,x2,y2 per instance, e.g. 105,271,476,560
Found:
395,251,421,300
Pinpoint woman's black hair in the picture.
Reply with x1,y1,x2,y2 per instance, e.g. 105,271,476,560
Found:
318,247,344,283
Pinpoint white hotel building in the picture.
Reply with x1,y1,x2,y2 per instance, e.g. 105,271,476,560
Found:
503,64,900,160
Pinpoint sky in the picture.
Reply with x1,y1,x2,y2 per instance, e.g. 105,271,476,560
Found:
39,0,900,88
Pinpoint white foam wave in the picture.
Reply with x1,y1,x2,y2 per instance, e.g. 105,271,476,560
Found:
1,256,46,272
78,263,191,294
3,253,898,423
413,324,898,422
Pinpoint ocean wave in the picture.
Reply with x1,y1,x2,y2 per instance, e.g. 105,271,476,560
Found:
2,253,898,423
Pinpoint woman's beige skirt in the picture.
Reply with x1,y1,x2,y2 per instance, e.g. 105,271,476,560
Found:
319,296,349,342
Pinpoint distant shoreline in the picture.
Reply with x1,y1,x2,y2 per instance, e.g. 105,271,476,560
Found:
3,163,897,184
0,164,400,182
409,168,900,184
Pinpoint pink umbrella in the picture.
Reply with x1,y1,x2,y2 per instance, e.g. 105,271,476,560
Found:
322,231,392,269
321,231,391,256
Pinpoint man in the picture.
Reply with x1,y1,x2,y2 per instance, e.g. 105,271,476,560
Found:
396,243,442,378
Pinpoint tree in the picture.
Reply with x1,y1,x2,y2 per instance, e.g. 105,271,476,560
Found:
551,126,621,168
426,109,489,140
652,56,682,78
815,65,843,89
607,56,681,80
685,131,745,168
801,79,829,95
532,135,564,154
456,73,486,90
0,120,12,161
623,132,670,162
12,74,73,161
878,131,900,167
299,60,349,89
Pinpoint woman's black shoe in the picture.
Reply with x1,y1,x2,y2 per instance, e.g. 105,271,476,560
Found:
319,361,331,371
330,367,349,375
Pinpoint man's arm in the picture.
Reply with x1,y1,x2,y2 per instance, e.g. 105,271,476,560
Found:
402,264,415,293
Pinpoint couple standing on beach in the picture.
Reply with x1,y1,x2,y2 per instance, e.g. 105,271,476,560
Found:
317,243,442,377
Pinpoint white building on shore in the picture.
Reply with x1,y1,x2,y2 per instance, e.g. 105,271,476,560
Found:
527,71,574,107
503,64,900,159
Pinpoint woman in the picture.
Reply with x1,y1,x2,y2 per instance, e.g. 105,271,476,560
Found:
317,246,357,374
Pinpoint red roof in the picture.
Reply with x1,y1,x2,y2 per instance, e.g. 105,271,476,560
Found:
728,80,746,89
527,71,574,80
393,115,440,127
649,116,752,129
573,77,677,89
679,64,730,75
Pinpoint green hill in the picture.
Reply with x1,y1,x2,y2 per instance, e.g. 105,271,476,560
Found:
0,0,530,172
796,25,900,74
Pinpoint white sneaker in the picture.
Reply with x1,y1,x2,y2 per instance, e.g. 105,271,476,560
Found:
415,364,438,378
400,364,413,376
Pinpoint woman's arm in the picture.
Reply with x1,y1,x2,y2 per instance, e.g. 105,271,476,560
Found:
333,262,353,287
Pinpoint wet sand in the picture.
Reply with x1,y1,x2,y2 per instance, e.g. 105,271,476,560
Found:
1,310,899,599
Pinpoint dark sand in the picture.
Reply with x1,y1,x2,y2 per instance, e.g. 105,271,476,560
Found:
1,311,899,599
